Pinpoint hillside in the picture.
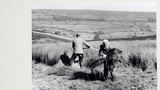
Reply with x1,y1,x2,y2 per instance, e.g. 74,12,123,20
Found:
32,9,156,21
32,9,157,90
32,9,156,41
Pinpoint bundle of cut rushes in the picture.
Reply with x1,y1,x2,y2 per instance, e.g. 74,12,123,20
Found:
85,48,125,72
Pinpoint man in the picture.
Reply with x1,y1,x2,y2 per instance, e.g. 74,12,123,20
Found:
71,34,90,68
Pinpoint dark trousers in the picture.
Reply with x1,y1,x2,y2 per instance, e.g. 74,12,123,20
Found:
71,54,84,67
104,59,115,80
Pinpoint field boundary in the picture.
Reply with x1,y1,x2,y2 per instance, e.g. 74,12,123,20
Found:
32,31,156,42
89,34,156,42
32,31,73,42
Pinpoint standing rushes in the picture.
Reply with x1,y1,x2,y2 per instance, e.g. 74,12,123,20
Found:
32,40,156,71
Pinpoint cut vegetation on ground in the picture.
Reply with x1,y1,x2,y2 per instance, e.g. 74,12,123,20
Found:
32,40,157,90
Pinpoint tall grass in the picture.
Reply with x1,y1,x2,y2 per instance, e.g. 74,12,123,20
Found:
110,40,156,71
32,42,72,66
32,40,156,71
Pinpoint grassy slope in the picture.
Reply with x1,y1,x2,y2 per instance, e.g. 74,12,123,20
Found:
32,61,157,90
32,40,157,90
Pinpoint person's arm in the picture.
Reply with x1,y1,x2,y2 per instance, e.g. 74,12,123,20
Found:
72,41,75,49
83,40,90,49
99,44,107,58
99,44,103,56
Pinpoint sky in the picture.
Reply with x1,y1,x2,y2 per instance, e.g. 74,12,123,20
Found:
32,2,156,12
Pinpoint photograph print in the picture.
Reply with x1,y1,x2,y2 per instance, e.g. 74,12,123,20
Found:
32,1,157,90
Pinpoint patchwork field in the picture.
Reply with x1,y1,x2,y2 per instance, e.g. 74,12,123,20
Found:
32,9,156,40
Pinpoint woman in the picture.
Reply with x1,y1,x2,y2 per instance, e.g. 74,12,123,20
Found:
99,39,114,80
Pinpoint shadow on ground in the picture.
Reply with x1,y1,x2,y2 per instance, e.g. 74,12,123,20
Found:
70,71,108,81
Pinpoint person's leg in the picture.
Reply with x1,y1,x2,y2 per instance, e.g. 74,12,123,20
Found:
108,60,115,81
109,65,115,81
104,59,108,79
78,54,84,68
70,54,77,65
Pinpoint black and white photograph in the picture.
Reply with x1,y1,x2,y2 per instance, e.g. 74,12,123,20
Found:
32,2,157,90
